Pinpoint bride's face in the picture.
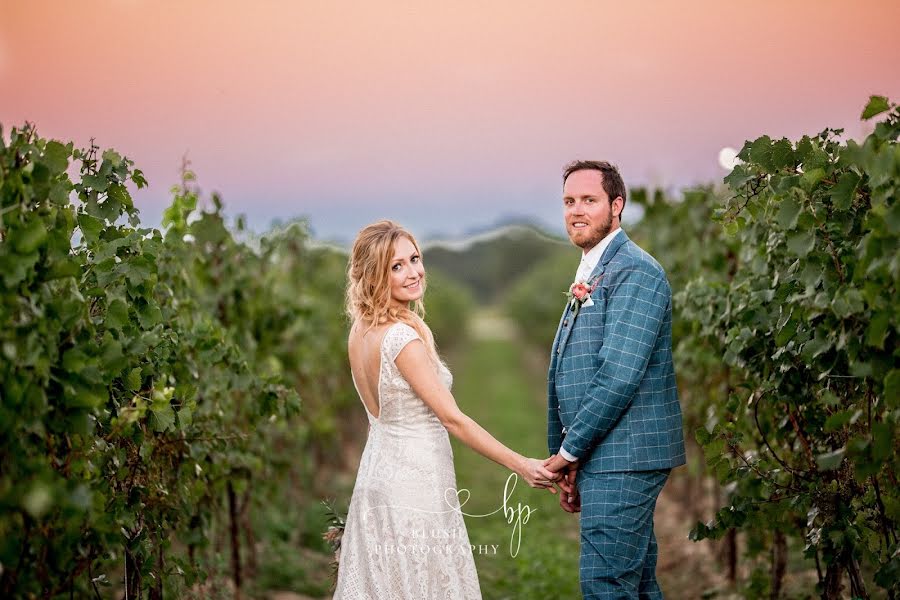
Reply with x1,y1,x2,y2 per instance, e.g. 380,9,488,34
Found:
388,237,425,308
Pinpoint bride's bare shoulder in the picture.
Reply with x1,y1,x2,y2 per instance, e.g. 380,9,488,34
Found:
348,319,397,347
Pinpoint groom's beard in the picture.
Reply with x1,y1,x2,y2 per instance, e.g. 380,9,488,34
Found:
570,211,613,250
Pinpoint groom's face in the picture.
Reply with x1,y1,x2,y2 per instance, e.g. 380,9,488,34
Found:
563,169,621,251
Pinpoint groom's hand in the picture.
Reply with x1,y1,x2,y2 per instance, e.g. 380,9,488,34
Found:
543,453,572,474
544,455,581,513
558,468,581,513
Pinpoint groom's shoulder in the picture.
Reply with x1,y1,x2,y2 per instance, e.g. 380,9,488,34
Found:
615,237,667,280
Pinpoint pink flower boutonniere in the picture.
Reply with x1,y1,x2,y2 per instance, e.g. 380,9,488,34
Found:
564,275,601,318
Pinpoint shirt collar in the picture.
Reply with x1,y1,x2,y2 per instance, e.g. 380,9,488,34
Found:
575,227,622,281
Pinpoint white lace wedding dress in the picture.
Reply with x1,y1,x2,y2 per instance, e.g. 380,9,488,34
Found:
334,322,482,599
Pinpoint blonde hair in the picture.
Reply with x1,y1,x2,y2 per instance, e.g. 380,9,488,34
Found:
346,220,439,362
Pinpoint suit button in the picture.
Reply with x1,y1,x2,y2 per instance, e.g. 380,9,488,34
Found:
563,319,568,327
556,347,561,354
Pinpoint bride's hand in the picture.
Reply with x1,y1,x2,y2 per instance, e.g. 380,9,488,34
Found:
517,457,562,491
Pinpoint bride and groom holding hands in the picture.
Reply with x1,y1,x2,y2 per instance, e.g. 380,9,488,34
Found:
334,160,686,599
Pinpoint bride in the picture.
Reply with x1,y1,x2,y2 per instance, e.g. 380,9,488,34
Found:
334,220,559,599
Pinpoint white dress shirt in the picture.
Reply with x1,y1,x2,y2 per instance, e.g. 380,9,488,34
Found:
559,227,622,464
573,227,622,284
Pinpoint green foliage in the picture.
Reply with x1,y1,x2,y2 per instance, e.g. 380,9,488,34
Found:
424,225,570,304
0,125,361,597
628,187,741,416
0,123,475,597
503,246,579,348
682,98,900,596
500,97,899,596
423,267,476,350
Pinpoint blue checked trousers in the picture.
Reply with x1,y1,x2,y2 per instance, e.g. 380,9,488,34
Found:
577,469,670,599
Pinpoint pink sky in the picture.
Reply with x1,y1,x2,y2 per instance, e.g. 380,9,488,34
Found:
3,1,899,240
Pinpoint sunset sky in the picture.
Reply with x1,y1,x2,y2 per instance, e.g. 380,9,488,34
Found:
3,1,899,241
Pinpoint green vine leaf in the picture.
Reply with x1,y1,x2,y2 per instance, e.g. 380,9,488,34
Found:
861,95,890,120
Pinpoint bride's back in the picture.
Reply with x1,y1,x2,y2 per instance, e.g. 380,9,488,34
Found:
347,320,452,428
336,319,479,600
347,321,391,419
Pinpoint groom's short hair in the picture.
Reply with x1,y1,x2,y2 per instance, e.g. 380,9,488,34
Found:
562,160,627,210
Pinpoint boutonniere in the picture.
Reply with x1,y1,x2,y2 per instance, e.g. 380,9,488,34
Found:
564,274,602,318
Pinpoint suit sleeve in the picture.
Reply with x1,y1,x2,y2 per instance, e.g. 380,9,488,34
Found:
559,265,670,460
547,374,563,455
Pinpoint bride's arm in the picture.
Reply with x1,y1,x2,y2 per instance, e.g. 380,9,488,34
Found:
395,340,559,490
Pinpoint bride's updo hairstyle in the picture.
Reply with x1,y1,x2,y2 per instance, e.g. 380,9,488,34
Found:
346,220,439,362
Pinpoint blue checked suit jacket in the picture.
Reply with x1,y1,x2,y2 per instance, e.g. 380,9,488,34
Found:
547,230,686,473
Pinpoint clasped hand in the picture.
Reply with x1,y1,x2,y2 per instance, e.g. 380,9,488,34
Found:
543,454,581,513
516,455,580,513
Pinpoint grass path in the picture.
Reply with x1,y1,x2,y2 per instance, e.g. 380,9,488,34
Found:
292,308,724,599
450,308,726,599
447,310,581,599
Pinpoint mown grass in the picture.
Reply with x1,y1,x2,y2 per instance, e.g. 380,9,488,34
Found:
447,337,581,599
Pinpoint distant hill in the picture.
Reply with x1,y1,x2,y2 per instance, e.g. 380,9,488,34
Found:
420,214,563,242
422,223,574,304
293,218,577,306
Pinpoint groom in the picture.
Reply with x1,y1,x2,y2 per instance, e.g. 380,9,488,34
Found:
544,161,686,598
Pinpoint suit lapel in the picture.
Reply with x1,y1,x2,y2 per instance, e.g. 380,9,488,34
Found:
549,302,569,375
554,230,630,357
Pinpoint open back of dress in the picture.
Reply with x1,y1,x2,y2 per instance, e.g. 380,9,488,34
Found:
334,322,482,599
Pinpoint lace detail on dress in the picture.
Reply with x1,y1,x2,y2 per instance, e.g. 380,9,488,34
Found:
383,322,421,362
334,322,480,599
